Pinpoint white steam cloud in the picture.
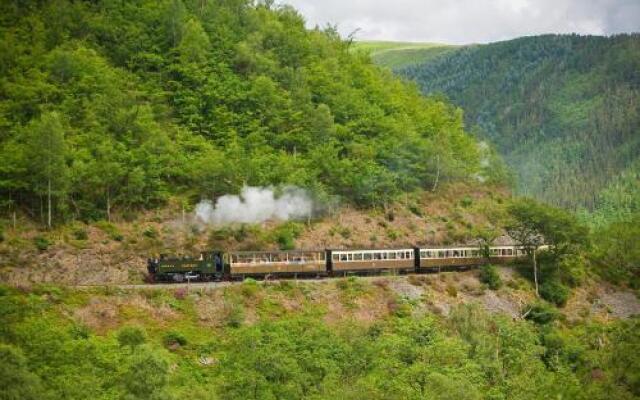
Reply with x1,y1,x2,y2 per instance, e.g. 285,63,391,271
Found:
195,186,313,225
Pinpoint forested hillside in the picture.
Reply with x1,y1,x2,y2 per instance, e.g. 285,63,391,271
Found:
397,34,640,216
0,0,496,227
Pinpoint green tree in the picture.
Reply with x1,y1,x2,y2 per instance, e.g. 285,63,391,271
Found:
121,350,170,400
24,112,67,228
0,343,46,400
117,326,146,353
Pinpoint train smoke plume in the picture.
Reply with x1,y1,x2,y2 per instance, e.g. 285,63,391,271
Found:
195,186,313,225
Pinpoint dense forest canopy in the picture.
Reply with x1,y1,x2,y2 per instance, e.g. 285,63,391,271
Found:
398,34,640,216
0,0,501,226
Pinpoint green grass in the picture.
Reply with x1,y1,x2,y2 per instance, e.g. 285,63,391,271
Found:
354,40,459,69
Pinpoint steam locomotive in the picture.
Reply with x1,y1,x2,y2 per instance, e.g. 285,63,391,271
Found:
147,245,537,282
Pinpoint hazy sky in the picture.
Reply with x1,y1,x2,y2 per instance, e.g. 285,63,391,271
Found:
279,0,640,44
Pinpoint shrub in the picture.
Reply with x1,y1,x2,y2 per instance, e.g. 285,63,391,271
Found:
33,236,50,252
225,305,244,328
142,226,158,239
445,284,458,297
73,228,88,240
479,264,502,290
385,210,395,222
96,221,125,241
241,278,259,297
0,225,4,243
460,196,473,208
525,302,559,325
117,326,146,351
163,331,187,348
408,203,423,217
210,227,232,241
232,224,249,242
540,280,570,307
273,222,303,250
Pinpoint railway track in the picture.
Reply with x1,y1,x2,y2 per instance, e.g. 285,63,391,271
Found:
71,273,424,290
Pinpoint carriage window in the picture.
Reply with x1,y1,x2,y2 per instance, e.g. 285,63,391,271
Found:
438,251,445,258
388,252,397,259
354,253,363,261
333,254,339,261
364,253,372,260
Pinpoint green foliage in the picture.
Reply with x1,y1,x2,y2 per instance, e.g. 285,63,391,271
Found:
1,285,640,399
479,264,502,290
0,0,488,226
95,220,123,241
33,235,50,252
163,331,187,348
400,34,640,210
142,227,158,239
508,197,589,256
540,280,570,307
72,227,88,241
121,350,169,400
525,302,560,325
273,222,303,250
117,326,146,352
0,343,45,400
591,213,640,287
459,195,473,208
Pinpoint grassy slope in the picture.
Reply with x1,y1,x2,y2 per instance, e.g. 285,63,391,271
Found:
354,40,458,69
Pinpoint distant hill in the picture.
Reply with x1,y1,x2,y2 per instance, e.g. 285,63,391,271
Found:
395,34,640,214
354,41,458,69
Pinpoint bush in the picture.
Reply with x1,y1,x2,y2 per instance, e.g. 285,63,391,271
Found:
446,284,458,297
525,302,560,325
273,222,303,250
72,228,88,240
163,331,187,348
0,225,4,243
241,278,259,297
117,326,146,351
142,226,158,239
460,196,473,207
479,264,502,290
33,236,50,251
408,203,423,217
540,280,570,307
225,304,244,328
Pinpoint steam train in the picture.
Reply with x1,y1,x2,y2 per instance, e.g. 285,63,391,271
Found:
147,245,537,282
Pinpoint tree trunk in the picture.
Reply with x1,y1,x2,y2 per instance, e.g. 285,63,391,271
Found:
12,211,16,230
40,195,44,226
106,189,111,223
533,248,539,297
47,177,52,229
432,154,440,192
